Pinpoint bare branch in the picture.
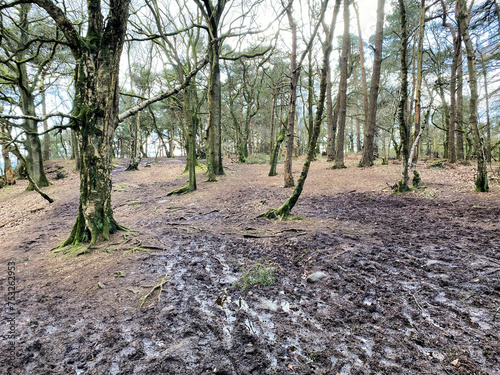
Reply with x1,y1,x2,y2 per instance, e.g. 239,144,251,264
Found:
118,56,209,122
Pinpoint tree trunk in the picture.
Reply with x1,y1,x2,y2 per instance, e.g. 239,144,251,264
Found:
207,41,224,179
21,91,51,191
334,0,351,169
457,0,488,192
397,0,410,192
479,52,492,163
13,4,50,191
169,86,197,195
269,90,276,156
71,129,81,170
41,78,51,161
56,0,131,247
0,124,16,185
269,123,286,176
442,0,459,163
325,69,337,161
359,0,385,167
126,112,141,170
353,2,368,144
284,2,298,187
411,0,426,165
456,32,464,161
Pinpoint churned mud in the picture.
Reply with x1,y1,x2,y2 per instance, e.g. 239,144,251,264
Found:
0,156,499,374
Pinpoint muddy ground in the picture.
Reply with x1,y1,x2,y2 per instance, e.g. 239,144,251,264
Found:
0,155,499,374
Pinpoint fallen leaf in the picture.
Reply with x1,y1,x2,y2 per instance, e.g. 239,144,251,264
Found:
288,364,293,370
451,359,459,366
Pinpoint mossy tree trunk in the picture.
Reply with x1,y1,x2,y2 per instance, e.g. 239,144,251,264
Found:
397,0,410,192
32,0,132,246
457,0,488,192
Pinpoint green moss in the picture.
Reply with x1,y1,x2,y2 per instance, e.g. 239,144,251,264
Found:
475,175,489,192
412,170,421,188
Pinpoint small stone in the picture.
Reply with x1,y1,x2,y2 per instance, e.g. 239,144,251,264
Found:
260,298,278,312
307,271,327,283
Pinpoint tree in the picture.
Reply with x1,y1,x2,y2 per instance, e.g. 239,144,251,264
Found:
457,0,488,192
440,0,461,164
411,0,426,165
359,0,385,167
262,0,339,219
397,0,411,192
0,4,52,190
283,0,299,187
2,0,134,247
193,0,227,180
333,0,351,169
353,1,368,148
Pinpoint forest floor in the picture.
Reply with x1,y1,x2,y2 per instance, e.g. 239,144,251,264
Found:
0,154,499,375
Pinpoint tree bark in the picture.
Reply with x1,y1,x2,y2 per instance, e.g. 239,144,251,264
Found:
457,0,488,192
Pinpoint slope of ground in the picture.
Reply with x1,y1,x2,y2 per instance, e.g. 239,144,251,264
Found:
0,155,499,374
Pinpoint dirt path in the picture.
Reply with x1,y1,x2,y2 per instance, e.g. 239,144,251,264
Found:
0,156,499,374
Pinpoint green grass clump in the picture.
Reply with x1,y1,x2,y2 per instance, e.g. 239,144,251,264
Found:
237,262,276,291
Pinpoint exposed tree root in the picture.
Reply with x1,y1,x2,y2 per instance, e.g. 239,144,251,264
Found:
138,274,168,309
54,214,129,253
167,184,195,196
259,199,293,220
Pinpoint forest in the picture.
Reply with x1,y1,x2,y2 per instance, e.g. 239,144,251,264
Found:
0,0,499,374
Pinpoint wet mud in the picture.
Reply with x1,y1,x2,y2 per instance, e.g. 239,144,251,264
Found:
0,157,499,374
